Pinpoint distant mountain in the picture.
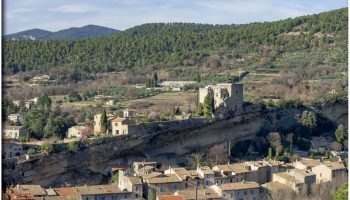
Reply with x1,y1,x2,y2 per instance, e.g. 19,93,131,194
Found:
5,29,52,40
4,25,120,40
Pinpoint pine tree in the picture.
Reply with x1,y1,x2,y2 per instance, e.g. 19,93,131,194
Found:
100,110,108,134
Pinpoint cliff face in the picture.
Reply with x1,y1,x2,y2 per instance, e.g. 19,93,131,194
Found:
3,103,346,187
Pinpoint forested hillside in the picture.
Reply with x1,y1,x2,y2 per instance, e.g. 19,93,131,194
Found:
3,8,347,75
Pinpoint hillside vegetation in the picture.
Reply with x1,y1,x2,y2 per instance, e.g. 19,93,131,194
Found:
2,8,348,103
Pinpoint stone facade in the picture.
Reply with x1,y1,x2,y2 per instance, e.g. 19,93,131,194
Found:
199,83,243,111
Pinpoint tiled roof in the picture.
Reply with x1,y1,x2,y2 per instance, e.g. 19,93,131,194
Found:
38,195,82,200
147,174,182,184
13,185,46,196
127,177,142,185
176,188,220,199
158,195,185,200
322,161,346,170
214,163,249,174
219,181,259,191
200,166,214,175
54,188,77,196
296,159,321,168
293,169,315,177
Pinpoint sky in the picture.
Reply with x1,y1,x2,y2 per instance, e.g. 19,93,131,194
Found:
3,0,348,34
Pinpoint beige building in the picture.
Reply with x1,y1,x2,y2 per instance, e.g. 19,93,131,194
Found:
118,170,143,199
111,117,135,136
311,161,347,183
8,113,24,124
3,126,26,139
144,172,185,198
67,126,89,138
198,83,243,111
211,181,262,200
272,169,316,193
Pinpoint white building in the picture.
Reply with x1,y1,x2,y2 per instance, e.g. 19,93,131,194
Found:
8,113,24,124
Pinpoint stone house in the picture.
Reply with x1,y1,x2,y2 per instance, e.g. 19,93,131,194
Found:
93,113,116,135
67,126,90,138
3,126,26,139
111,117,136,136
211,181,263,200
272,169,316,193
144,173,184,196
311,161,347,183
8,113,24,124
199,83,243,111
118,170,143,199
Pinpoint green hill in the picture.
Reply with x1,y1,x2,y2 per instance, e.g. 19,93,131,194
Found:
3,8,347,76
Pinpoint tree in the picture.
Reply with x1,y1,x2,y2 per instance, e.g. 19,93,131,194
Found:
100,110,108,134
196,102,204,116
299,111,317,137
268,147,273,159
68,91,82,102
203,94,214,118
207,144,229,166
335,124,347,143
286,133,294,155
68,141,79,152
333,183,348,200
41,142,53,155
43,114,59,138
152,72,158,86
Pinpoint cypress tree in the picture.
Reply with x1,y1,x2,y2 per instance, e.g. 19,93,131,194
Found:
100,110,108,134
203,94,214,118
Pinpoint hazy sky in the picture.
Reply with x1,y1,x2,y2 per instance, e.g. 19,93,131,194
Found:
4,0,348,34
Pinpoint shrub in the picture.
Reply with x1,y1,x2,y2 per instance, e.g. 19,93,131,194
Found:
68,141,79,152
40,143,53,155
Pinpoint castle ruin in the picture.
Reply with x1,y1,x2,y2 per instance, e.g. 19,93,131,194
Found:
199,83,243,111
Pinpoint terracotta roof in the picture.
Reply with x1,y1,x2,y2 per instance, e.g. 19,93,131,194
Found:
176,188,220,200
38,195,82,200
262,182,295,192
321,161,346,170
214,163,249,174
12,185,46,196
147,174,182,184
200,166,214,175
219,182,259,191
112,117,127,122
296,159,321,168
54,188,77,196
127,177,142,185
293,169,315,177
158,195,185,200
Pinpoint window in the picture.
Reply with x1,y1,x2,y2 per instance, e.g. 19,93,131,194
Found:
85,197,89,200
244,191,247,195
135,186,138,191
136,194,139,198
251,190,254,195
236,191,240,196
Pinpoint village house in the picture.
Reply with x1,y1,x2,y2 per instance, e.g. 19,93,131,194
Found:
8,113,24,124
133,160,158,176
164,167,204,189
272,169,316,193
211,181,263,200
144,172,184,198
199,83,243,111
118,170,143,199
32,75,51,82
3,126,26,139
311,160,347,183
158,81,196,90
13,97,38,109
67,126,90,138
111,117,137,136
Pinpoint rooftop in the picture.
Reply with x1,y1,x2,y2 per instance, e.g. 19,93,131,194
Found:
147,174,182,184
176,188,220,200
12,185,46,196
273,172,303,184
127,176,142,185
296,159,321,168
293,169,315,177
321,161,346,170
219,181,260,191
158,195,185,200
